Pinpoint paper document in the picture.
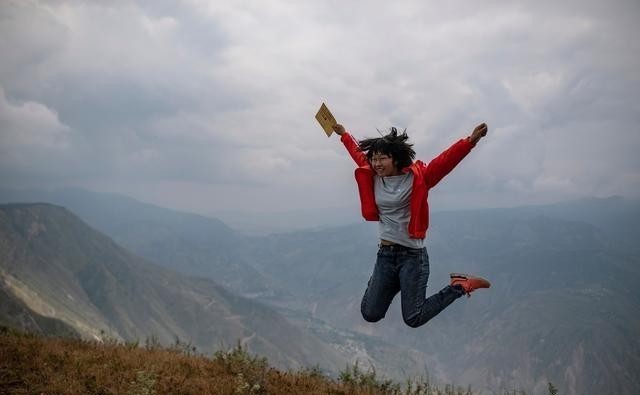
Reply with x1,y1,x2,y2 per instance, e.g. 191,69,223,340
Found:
315,103,337,137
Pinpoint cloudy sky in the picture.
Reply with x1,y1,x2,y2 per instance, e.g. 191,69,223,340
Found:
1,0,639,226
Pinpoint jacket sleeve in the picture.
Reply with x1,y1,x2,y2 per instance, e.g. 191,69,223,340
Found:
423,138,474,189
340,132,369,167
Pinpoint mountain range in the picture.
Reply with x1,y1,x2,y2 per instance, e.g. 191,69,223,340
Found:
239,207,640,395
0,201,430,379
0,203,356,370
0,188,638,394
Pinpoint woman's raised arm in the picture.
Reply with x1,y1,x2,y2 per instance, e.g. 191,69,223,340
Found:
333,124,369,167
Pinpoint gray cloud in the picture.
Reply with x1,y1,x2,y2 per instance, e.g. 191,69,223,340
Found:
1,0,639,219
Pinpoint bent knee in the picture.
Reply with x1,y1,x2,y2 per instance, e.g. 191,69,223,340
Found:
361,308,385,323
402,314,423,328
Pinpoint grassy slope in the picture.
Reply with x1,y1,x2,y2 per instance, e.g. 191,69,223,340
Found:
0,328,480,395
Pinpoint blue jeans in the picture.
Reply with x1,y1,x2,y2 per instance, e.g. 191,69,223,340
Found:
360,244,465,328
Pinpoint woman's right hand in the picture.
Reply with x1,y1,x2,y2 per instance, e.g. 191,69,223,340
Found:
332,124,346,136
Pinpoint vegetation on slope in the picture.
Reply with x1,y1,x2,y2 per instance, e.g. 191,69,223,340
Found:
0,327,482,395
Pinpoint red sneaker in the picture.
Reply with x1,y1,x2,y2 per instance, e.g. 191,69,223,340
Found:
450,273,491,297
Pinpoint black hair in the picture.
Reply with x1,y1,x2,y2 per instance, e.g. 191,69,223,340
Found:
358,127,415,169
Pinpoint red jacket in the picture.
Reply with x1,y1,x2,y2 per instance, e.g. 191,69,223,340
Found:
340,132,474,239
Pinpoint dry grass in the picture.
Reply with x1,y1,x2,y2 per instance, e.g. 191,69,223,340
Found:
0,327,474,395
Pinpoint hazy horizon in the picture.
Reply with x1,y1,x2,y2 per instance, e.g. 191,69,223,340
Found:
1,185,635,235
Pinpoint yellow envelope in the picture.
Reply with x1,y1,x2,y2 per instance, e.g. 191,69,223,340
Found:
315,103,337,137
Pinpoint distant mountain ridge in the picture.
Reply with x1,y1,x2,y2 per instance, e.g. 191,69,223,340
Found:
0,202,432,379
0,188,275,297
1,188,639,394
229,198,639,394
0,203,347,371
241,206,640,395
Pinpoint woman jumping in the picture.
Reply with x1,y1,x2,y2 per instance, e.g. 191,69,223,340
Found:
331,122,491,328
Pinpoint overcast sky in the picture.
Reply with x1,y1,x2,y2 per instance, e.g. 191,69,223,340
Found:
1,0,639,224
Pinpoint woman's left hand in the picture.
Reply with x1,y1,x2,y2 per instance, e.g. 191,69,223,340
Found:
469,123,488,144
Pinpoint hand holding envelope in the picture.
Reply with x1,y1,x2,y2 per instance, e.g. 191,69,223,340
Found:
315,103,337,137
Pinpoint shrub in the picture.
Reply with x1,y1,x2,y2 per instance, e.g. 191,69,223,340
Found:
213,341,267,395
339,361,400,394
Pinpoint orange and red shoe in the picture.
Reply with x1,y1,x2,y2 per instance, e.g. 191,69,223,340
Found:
450,273,491,297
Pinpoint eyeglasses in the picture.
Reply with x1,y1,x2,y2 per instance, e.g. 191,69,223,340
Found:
370,155,392,164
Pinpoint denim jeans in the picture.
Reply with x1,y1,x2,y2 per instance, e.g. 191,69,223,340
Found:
360,244,465,328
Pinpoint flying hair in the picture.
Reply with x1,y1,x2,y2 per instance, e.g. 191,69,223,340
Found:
359,127,416,169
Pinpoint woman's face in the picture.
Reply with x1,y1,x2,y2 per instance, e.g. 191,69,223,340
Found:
370,152,399,177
